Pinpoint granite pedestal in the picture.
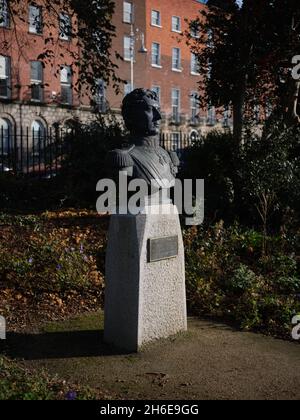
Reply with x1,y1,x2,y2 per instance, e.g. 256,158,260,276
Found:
104,203,187,352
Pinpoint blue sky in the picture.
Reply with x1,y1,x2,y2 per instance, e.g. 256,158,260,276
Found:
197,0,243,5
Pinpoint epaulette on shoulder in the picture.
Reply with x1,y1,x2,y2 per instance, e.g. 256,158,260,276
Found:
106,146,135,169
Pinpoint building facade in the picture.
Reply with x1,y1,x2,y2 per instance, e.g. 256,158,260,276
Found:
0,0,231,148
0,0,97,143
107,0,231,140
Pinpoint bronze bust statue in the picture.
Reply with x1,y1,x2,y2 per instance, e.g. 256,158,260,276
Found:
106,88,180,196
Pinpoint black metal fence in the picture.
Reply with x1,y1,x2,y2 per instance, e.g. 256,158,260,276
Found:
0,128,192,178
0,127,71,178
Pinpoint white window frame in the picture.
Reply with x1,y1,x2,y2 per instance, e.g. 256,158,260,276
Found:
0,118,12,153
172,16,181,33
190,91,199,123
207,106,216,126
94,79,106,112
59,13,72,41
60,66,72,105
30,61,43,102
171,88,180,123
171,132,180,151
151,86,161,104
0,55,10,99
124,35,132,61
152,42,161,67
29,5,43,34
0,0,9,28
191,53,200,75
151,10,161,27
31,120,46,151
172,48,181,72
123,1,133,24
190,26,200,39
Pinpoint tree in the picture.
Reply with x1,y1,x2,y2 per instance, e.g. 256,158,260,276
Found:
239,123,300,256
0,0,122,97
186,0,300,142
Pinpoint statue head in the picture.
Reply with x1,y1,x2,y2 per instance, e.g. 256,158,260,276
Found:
122,88,161,136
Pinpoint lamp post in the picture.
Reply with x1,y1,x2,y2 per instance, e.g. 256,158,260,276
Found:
130,24,148,92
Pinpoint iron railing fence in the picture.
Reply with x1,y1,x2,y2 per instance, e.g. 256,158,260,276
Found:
0,128,193,178
0,127,71,178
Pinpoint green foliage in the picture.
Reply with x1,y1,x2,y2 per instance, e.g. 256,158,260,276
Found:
61,114,126,206
0,357,56,400
226,264,257,293
0,357,97,400
0,115,127,212
7,0,122,95
0,238,90,293
186,0,300,137
0,174,66,213
0,213,105,295
183,123,300,237
181,130,238,221
184,223,300,337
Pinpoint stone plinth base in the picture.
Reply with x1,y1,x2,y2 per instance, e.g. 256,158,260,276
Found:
104,204,187,352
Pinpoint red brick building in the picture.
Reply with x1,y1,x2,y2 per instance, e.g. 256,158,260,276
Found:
108,0,228,139
0,0,229,146
0,0,94,140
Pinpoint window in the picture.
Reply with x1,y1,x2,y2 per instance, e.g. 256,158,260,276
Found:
172,48,181,71
0,118,12,153
60,66,72,105
151,10,161,27
207,106,216,126
31,120,46,150
171,132,180,151
172,16,181,32
151,86,161,104
94,79,106,112
191,53,200,74
123,35,133,61
190,25,200,39
123,1,133,24
152,42,161,67
124,82,133,96
0,55,10,98
29,5,43,34
190,92,199,123
59,13,72,41
223,107,231,127
0,0,9,28
31,61,43,102
171,89,180,123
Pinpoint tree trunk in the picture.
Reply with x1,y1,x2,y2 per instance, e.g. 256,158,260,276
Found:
232,81,247,144
233,99,244,144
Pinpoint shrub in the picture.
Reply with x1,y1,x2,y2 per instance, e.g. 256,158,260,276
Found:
226,264,257,294
181,130,239,222
184,223,300,338
0,357,98,400
60,114,126,207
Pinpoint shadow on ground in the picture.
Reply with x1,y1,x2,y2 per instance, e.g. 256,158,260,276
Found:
3,330,130,360
2,313,300,400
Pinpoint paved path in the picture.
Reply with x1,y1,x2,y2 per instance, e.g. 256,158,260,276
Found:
6,314,300,400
